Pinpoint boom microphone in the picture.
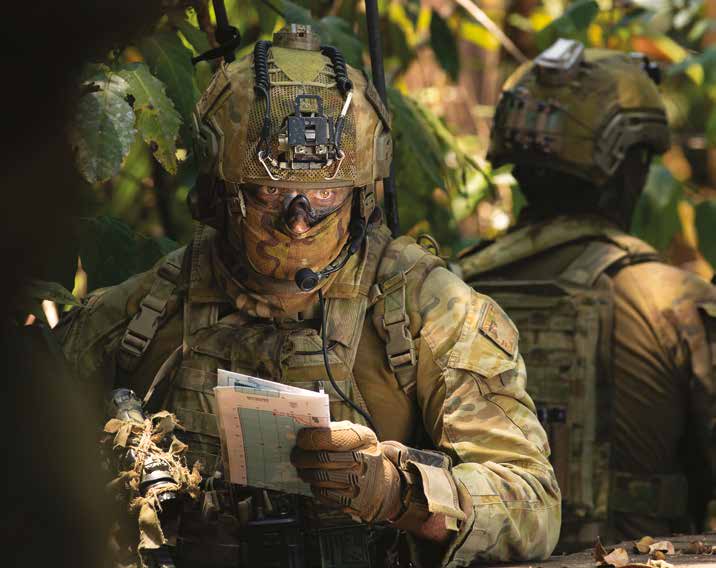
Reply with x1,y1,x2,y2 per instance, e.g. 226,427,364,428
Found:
294,218,366,292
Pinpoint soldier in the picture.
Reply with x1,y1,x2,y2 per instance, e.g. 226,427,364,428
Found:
459,39,716,550
56,25,560,568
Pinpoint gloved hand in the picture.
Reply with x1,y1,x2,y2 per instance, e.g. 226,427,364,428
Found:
291,421,403,523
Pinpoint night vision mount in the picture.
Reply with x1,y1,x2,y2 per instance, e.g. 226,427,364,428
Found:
252,26,354,181
260,91,353,180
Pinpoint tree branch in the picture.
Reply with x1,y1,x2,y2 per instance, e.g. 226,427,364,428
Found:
454,0,527,63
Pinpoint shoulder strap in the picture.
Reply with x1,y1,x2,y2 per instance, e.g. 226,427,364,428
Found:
558,240,660,287
117,248,187,373
371,271,417,393
370,239,445,396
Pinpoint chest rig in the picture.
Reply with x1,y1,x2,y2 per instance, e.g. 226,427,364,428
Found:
464,224,684,550
161,224,393,471
115,223,440,568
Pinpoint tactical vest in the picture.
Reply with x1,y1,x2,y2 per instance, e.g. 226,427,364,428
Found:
114,223,443,568
463,228,687,549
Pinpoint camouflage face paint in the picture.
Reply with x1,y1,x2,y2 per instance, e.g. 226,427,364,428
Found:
239,188,352,280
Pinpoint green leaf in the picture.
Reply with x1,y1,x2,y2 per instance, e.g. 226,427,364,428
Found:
535,0,599,51
174,19,211,55
430,10,460,82
118,62,182,173
280,0,312,25
460,20,499,50
23,280,81,306
76,216,180,291
76,216,137,290
139,32,199,144
70,78,136,184
279,1,364,67
136,235,181,271
631,164,683,251
695,199,716,268
319,16,364,67
512,184,527,219
707,107,716,148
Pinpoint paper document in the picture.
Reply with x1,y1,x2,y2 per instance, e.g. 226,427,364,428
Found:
214,369,330,496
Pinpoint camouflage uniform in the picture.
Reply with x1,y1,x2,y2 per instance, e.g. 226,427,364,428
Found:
460,40,716,549
56,26,560,568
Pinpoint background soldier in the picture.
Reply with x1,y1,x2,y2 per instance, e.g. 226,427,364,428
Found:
459,39,716,550
56,25,559,567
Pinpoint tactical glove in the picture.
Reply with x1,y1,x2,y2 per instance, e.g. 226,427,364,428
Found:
291,421,404,523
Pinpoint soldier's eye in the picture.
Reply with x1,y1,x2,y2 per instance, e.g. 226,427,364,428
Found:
318,190,332,199
266,187,278,195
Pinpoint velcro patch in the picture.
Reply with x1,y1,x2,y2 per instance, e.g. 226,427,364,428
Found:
479,301,518,358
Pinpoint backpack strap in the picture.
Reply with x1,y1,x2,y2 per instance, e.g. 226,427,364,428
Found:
117,249,186,373
558,239,661,287
370,239,445,397
370,271,417,394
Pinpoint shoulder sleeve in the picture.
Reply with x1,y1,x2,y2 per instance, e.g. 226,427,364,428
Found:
54,268,155,389
414,266,561,564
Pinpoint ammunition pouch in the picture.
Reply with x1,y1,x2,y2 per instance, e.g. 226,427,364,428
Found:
175,488,408,568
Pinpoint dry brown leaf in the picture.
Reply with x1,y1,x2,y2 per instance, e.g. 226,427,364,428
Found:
646,559,674,568
604,548,631,567
634,536,655,554
648,541,675,556
594,538,610,564
681,540,716,555
682,541,705,555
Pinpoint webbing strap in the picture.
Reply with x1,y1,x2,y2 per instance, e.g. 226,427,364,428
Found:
117,257,183,372
558,241,627,287
370,271,417,395
610,470,688,519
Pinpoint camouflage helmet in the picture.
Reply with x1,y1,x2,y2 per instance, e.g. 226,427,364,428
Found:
488,39,670,185
189,24,392,226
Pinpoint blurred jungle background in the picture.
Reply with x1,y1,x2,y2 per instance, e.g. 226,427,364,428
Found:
33,0,716,320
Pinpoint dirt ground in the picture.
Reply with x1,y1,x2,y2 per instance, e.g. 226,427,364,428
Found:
497,534,716,568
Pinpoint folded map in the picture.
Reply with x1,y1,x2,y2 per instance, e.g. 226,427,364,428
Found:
214,369,330,496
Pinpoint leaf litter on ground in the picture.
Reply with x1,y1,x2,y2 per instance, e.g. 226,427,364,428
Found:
648,541,675,557
634,536,655,554
594,537,631,567
682,540,716,554
595,537,676,568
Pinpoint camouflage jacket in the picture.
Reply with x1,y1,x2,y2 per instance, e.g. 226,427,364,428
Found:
57,222,560,565
460,214,716,543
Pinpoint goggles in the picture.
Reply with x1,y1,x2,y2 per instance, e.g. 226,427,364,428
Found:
243,185,353,218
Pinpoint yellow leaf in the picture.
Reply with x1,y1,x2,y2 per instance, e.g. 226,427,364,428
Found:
460,21,499,50
678,201,699,249
688,63,704,86
529,10,552,32
388,3,417,46
416,5,431,35
588,23,603,47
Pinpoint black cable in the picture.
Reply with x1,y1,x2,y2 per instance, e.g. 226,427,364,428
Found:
253,40,273,150
318,289,377,433
320,45,353,95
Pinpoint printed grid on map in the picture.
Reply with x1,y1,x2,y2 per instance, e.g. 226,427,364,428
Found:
214,370,330,496
239,407,309,496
